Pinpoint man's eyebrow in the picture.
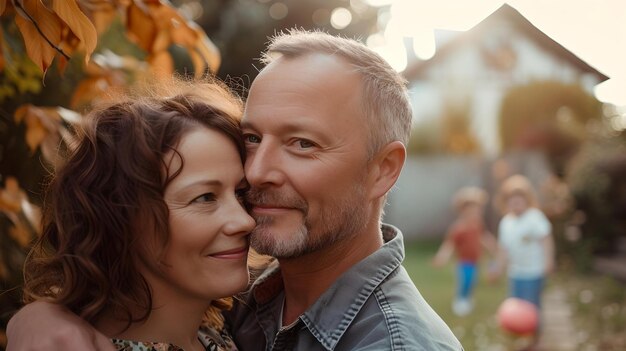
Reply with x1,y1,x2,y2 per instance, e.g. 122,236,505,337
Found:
242,118,318,133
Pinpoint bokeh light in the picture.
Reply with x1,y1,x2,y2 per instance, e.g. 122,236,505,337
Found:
269,2,288,20
330,7,352,30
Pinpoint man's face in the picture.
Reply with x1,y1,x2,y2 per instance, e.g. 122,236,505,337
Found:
242,54,372,258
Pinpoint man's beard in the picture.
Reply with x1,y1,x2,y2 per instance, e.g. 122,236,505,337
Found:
246,183,368,259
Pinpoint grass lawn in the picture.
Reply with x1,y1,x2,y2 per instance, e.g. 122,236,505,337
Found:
403,239,516,351
403,239,626,351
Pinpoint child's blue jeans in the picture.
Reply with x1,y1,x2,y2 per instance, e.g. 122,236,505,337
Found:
456,261,477,299
509,276,544,308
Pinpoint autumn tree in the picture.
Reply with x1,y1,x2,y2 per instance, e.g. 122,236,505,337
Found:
0,1,221,347
0,2,383,346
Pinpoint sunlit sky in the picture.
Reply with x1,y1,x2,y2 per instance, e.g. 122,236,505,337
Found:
358,0,626,107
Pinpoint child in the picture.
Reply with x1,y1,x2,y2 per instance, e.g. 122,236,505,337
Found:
491,175,555,344
433,186,495,316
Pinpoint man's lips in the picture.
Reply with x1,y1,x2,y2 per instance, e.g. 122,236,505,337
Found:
250,204,302,214
209,247,248,259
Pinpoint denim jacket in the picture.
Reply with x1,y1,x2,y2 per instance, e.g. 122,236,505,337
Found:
224,224,463,351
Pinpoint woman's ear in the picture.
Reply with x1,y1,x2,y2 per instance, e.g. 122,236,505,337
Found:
367,141,406,199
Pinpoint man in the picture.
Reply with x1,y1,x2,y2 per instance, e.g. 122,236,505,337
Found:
8,30,461,350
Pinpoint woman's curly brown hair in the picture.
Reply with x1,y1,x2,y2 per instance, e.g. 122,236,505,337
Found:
23,77,245,330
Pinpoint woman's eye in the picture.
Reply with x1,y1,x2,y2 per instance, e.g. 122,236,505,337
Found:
192,193,215,203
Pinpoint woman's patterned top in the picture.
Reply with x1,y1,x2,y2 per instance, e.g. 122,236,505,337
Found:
111,325,238,351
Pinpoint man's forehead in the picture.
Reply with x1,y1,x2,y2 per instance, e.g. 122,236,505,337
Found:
259,53,358,79
241,113,319,131
242,53,364,128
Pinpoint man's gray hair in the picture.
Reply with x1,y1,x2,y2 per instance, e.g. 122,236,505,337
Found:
260,29,412,158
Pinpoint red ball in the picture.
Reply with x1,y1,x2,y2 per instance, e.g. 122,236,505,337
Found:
497,297,539,335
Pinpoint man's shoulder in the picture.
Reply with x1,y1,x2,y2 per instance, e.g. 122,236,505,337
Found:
341,266,462,350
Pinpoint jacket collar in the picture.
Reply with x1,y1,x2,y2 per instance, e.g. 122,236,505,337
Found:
250,224,405,350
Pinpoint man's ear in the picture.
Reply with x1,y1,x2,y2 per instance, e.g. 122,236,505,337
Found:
368,141,406,199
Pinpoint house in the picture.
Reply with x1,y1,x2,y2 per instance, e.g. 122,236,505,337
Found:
386,4,608,238
403,3,608,156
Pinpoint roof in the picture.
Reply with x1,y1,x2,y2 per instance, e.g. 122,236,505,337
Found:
403,3,609,83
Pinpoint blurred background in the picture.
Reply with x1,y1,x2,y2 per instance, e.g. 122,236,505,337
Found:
1,0,625,350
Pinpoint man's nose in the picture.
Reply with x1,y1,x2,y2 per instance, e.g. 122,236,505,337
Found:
245,140,285,188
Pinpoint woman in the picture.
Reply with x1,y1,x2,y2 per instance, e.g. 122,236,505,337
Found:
23,78,255,350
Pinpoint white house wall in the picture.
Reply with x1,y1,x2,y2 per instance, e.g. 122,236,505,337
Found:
408,23,600,156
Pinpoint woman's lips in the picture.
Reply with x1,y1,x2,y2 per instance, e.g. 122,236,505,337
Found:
209,247,248,259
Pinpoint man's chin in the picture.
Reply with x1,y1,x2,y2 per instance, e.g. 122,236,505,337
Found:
249,223,308,258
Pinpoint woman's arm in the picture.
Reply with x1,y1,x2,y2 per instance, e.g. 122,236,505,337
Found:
6,301,115,351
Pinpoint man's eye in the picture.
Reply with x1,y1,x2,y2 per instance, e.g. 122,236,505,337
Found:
244,134,261,144
192,193,215,203
297,139,315,149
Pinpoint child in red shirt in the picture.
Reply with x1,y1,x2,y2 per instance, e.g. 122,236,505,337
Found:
433,187,496,316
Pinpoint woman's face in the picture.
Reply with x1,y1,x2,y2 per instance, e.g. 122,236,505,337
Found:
138,127,255,304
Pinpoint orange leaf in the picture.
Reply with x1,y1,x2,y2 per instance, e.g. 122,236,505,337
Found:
0,177,23,212
70,76,108,109
151,28,169,54
14,104,63,153
14,0,62,73
90,3,117,34
52,0,98,65
10,221,33,248
56,53,68,72
24,117,47,153
58,26,79,56
148,50,173,78
0,176,42,243
0,0,6,16
126,2,156,52
168,18,197,48
15,104,62,128
188,49,205,79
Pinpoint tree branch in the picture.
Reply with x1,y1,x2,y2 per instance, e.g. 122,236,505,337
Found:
13,0,71,61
